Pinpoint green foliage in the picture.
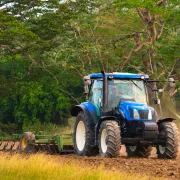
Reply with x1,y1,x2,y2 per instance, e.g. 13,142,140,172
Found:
0,122,20,136
0,0,179,134
22,121,72,135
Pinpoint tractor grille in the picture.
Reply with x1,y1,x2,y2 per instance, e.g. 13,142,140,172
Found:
129,108,133,118
138,110,149,119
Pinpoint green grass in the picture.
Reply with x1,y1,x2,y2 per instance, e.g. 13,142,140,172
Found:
0,153,164,180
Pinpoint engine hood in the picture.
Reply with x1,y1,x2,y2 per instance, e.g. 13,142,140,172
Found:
119,101,152,120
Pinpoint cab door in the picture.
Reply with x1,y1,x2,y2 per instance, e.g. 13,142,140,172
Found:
89,80,103,116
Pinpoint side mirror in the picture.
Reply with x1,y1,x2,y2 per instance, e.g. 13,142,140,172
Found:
168,78,175,88
83,92,88,95
83,76,91,86
84,85,89,95
83,76,91,100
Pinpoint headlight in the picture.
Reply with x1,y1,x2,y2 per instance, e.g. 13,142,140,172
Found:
134,109,139,119
109,75,114,79
148,110,152,120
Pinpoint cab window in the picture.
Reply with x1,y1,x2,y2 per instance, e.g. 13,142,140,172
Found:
89,80,103,108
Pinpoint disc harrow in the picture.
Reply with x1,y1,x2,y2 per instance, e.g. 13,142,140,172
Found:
0,134,20,151
0,132,73,154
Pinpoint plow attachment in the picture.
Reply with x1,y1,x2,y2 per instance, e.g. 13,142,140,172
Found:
0,134,20,151
0,132,73,154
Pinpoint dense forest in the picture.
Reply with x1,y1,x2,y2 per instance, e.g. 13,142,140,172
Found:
0,0,179,134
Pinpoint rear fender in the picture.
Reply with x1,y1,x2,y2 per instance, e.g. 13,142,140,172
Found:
71,104,97,126
157,118,176,125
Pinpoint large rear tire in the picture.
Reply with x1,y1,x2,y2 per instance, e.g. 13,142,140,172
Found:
156,122,179,159
73,111,98,156
98,120,121,158
126,145,152,158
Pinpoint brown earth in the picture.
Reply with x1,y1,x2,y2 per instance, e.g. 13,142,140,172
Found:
1,145,179,179
56,145,180,180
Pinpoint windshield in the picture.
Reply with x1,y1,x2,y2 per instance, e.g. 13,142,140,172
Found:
108,79,148,109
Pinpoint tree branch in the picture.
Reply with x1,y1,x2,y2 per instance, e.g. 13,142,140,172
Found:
168,59,178,78
59,87,80,104
157,22,165,39
41,62,80,104
134,41,151,52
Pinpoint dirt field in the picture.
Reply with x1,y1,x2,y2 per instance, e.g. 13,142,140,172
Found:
0,145,179,179
57,146,180,180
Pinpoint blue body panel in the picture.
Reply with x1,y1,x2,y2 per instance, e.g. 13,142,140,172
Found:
81,102,96,112
81,101,152,121
119,101,151,120
81,102,99,124
89,73,149,79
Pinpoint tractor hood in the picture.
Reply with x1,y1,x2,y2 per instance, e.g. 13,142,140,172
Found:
119,101,152,120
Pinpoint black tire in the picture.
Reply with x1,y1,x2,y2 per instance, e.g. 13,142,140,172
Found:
73,111,98,156
156,122,179,159
98,120,121,158
126,145,152,158
20,132,36,153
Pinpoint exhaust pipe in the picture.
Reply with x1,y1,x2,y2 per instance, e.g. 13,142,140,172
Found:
101,71,108,115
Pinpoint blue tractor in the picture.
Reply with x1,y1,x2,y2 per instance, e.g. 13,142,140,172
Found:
71,72,179,159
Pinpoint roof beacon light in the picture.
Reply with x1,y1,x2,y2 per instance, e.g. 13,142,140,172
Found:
141,75,145,80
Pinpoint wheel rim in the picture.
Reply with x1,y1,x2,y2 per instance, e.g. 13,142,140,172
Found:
21,137,27,149
101,129,108,153
129,146,137,152
159,145,166,154
76,121,86,151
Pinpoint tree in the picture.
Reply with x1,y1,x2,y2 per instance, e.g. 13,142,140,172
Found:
0,0,179,134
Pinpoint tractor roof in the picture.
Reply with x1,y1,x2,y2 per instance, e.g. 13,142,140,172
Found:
89,72,149,79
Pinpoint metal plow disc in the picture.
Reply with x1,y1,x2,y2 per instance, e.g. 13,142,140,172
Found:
0,141,8,151
49,144,60,154
0,141,20,151
5,141,15,151
12,141,20,151
36,144,46,152
33,144,60,154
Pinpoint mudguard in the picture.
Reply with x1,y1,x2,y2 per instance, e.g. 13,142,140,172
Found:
157,118,176,125
71,103,98,125
150,107,158,123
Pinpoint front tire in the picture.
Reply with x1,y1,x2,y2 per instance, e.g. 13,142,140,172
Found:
126,145,152,158
73,111,98,156
156,122,179,159
99,120,121,158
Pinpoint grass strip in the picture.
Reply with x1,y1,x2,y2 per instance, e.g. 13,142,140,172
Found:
0,153,165,180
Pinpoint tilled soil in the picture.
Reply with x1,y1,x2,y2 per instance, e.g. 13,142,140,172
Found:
1,145,179,179
57,146,180,180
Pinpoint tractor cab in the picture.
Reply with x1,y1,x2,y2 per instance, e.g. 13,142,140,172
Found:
84,72,151,120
